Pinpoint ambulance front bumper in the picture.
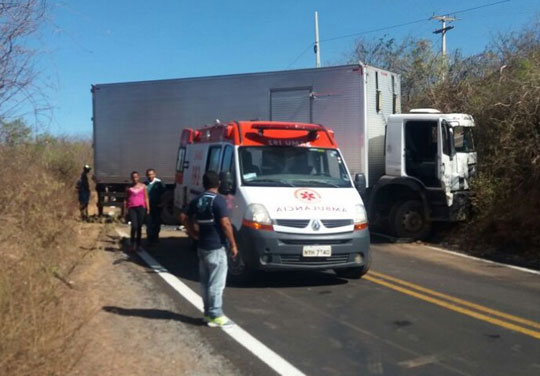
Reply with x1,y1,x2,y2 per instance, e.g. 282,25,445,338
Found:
237,227,370,270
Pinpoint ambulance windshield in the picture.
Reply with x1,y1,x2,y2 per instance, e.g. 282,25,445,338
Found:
239,147,352,188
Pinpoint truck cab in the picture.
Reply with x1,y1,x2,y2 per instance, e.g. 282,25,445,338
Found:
368,109,476,239
175,121,371,281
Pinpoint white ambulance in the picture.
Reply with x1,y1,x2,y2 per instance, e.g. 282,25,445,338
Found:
175,120,370,281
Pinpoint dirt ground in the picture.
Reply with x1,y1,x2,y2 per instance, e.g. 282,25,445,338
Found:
64,223,238,376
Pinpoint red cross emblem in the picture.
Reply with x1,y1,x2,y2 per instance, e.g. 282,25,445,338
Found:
301,191,316,200
294,189,321,203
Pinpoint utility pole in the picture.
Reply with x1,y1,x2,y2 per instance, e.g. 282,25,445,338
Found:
314,11,321,68
430,15,456,59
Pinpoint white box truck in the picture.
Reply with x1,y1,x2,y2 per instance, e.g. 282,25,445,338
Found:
92,63,476,241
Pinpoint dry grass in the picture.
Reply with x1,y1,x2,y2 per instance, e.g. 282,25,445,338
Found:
0,135,94,375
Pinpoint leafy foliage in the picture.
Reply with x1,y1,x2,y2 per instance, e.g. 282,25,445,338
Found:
349,21,540,253
0,119,31,145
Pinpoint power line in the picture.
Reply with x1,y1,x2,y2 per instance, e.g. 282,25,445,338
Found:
287,43,315,69
286,0,510,68
320,18,429,43
444,0,510,16
321,0,510,43
286,18,430,68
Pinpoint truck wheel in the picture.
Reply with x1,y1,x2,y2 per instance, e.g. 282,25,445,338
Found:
390,200,431,240
334,253,371,279
160,190,179,225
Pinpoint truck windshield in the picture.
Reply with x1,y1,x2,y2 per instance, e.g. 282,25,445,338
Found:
239,147,352,188
453,126,475,153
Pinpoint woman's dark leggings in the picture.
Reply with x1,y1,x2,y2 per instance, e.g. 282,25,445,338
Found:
129,206,146,246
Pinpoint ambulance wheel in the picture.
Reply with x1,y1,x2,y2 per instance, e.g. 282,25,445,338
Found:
227,247,255,284
227,230,255,284
390,200,431,240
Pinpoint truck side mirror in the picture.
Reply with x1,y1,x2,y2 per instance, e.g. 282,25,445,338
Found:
219,171,235,195
354,173,366,196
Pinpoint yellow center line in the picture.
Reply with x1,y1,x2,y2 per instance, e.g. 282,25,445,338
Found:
368,270,540,331
363,274,540,341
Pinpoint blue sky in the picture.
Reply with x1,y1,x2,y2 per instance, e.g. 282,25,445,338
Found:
33,0,539,136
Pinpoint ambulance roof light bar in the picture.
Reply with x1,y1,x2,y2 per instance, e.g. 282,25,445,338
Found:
250,122,336,147
251,123,323,132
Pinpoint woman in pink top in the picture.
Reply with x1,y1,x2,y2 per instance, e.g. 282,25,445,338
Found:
124,171,150,251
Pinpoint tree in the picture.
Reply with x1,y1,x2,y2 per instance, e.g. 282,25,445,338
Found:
0,118,31,145
0,0,47,122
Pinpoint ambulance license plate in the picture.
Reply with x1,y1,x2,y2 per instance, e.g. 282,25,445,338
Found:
302,245,332,257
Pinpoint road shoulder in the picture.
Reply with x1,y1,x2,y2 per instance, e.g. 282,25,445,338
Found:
66,224,239,376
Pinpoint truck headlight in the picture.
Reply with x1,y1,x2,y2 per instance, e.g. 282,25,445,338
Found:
353,204,368,231
243,204,273,231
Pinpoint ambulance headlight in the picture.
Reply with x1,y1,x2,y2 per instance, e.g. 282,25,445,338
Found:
353,204,368,231
243,204,273,231
244,204,272,224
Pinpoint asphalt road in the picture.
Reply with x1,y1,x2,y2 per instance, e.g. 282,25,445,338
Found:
128,226,540,376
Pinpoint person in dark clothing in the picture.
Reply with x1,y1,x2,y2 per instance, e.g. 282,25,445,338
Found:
77,165,91,221
181,171,238,327
145,168,166,244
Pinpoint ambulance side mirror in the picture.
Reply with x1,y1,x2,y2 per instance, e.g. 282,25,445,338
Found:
219,171,235,195
354,173,366,196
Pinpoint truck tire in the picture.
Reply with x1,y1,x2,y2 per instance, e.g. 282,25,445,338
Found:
334,253,371,279
160,190,179,225
390,200,431,240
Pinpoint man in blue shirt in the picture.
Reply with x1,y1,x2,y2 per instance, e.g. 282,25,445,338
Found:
181,171,238,327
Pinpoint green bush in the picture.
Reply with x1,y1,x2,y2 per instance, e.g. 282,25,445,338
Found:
436,25,540,252
350,20,540,255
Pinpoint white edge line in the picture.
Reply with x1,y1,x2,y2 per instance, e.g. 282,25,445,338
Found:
115,229,306,376
424,245,540,276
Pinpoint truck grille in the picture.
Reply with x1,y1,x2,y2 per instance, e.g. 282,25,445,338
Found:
321,219,353,228
279,254,350,265
275,219,354,229
279,238,351,245
275,219,310,228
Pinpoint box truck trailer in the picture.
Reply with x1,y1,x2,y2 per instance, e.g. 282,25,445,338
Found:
92,63,476,241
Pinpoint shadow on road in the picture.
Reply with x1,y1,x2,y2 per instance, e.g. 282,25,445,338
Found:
102,306,205,326
146,236,350,289
112,253,151,269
